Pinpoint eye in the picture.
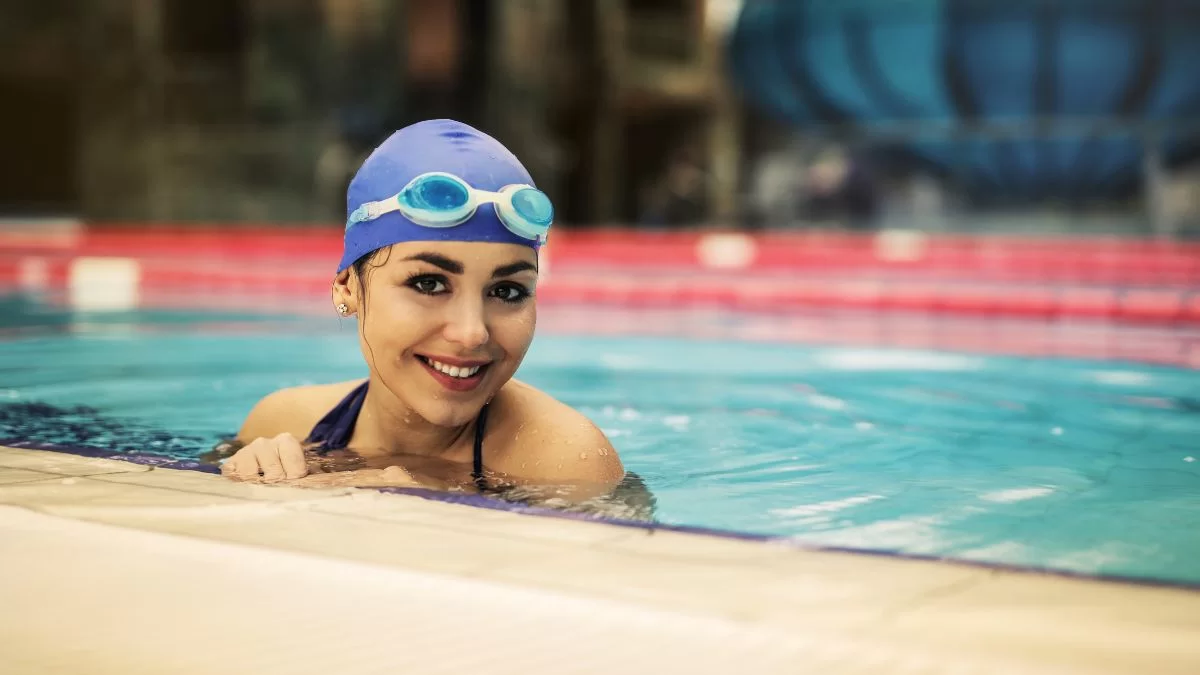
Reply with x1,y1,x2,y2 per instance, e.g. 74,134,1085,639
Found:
490,283,530,303
406,274,448,295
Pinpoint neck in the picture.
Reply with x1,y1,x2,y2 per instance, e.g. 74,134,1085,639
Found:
349,378,475,459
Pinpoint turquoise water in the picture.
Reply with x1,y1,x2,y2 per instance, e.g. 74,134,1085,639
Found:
2,296,1199,585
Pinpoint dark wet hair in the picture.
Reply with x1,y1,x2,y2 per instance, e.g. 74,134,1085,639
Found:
350,246,393,311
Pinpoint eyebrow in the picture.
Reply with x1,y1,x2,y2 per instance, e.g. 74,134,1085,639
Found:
492,261,538,278
403,252,537,278
403,252,463,274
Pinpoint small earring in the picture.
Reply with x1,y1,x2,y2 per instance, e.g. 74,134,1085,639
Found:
337,303,349,316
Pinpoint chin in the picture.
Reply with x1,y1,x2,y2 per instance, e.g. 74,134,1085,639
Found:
413,399,485,428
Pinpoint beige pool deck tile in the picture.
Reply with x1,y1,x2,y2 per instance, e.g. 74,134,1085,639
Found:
0,466,58,485
0,475,247,509
589,528,996,620
485,538,993,629
310,490,635,545
603,524,958,580
94,464,356,502
881,571,1200,675
46,502,533,579
0,446,152,475
599,525,799,563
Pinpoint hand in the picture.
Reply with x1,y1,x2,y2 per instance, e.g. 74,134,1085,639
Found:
285,466,418,489
220,433,309,483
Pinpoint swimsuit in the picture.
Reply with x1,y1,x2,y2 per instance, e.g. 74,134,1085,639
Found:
306,381,490,490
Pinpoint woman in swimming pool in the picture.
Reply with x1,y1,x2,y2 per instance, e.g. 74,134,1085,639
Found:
221,120,640,509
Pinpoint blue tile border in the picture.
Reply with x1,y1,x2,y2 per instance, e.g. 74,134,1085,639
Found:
4,439,1199,593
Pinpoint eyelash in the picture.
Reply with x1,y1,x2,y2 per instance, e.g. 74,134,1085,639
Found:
403,274,531,304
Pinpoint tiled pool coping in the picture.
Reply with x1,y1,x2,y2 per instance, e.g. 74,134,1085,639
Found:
5,438,1198,592
2,444,1198,674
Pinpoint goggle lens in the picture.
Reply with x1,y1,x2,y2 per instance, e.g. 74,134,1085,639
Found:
511,187,554,227
402,174,471,212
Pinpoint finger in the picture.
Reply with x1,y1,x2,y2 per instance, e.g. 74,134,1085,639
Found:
220,458,237,476
275,433,309,479
234,452,263,481
260,450,286,483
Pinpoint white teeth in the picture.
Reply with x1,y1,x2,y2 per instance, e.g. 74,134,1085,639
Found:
427,359,482,378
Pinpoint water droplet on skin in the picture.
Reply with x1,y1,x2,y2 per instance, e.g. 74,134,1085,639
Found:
579,452,588,460
556,463,563,470
521,463,527,469
598,447,608,456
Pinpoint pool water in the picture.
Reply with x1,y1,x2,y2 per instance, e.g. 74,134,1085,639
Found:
2,297,1199,585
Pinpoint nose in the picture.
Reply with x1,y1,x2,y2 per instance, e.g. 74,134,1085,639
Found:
442,294,490,350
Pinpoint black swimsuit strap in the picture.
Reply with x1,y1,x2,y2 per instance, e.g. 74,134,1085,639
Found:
308,381,490,490
472,402,490,491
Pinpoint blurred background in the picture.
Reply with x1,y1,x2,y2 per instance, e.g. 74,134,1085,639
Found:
1,0,1198,358
3,0,1200,238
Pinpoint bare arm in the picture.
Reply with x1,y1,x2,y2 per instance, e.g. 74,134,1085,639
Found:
484,408,656,520
237,389,308,442
513,419,625,487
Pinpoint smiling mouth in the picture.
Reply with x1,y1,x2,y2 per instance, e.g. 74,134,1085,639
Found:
415,355,491,390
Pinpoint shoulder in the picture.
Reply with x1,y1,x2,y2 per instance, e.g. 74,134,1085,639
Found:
486,380,625,485
237,380,363,442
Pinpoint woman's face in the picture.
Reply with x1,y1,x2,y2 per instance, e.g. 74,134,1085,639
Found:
343,241,538,427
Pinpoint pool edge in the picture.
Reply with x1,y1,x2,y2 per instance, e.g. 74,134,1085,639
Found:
6,438,1199,592
2,444,1199,674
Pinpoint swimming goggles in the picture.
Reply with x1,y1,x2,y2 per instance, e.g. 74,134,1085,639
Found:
346,171,554,243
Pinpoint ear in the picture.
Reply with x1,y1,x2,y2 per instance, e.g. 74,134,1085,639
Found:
331,268,358,316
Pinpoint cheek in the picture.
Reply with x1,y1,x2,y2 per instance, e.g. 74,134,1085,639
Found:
359,296,423,355
493,306,536,357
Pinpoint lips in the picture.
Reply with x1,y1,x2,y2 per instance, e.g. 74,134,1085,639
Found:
415,354,491,393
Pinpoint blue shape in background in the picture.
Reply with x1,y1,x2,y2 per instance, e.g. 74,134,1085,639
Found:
727,0,1200,201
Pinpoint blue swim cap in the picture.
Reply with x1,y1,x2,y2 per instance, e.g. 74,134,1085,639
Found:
337,119,547,273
